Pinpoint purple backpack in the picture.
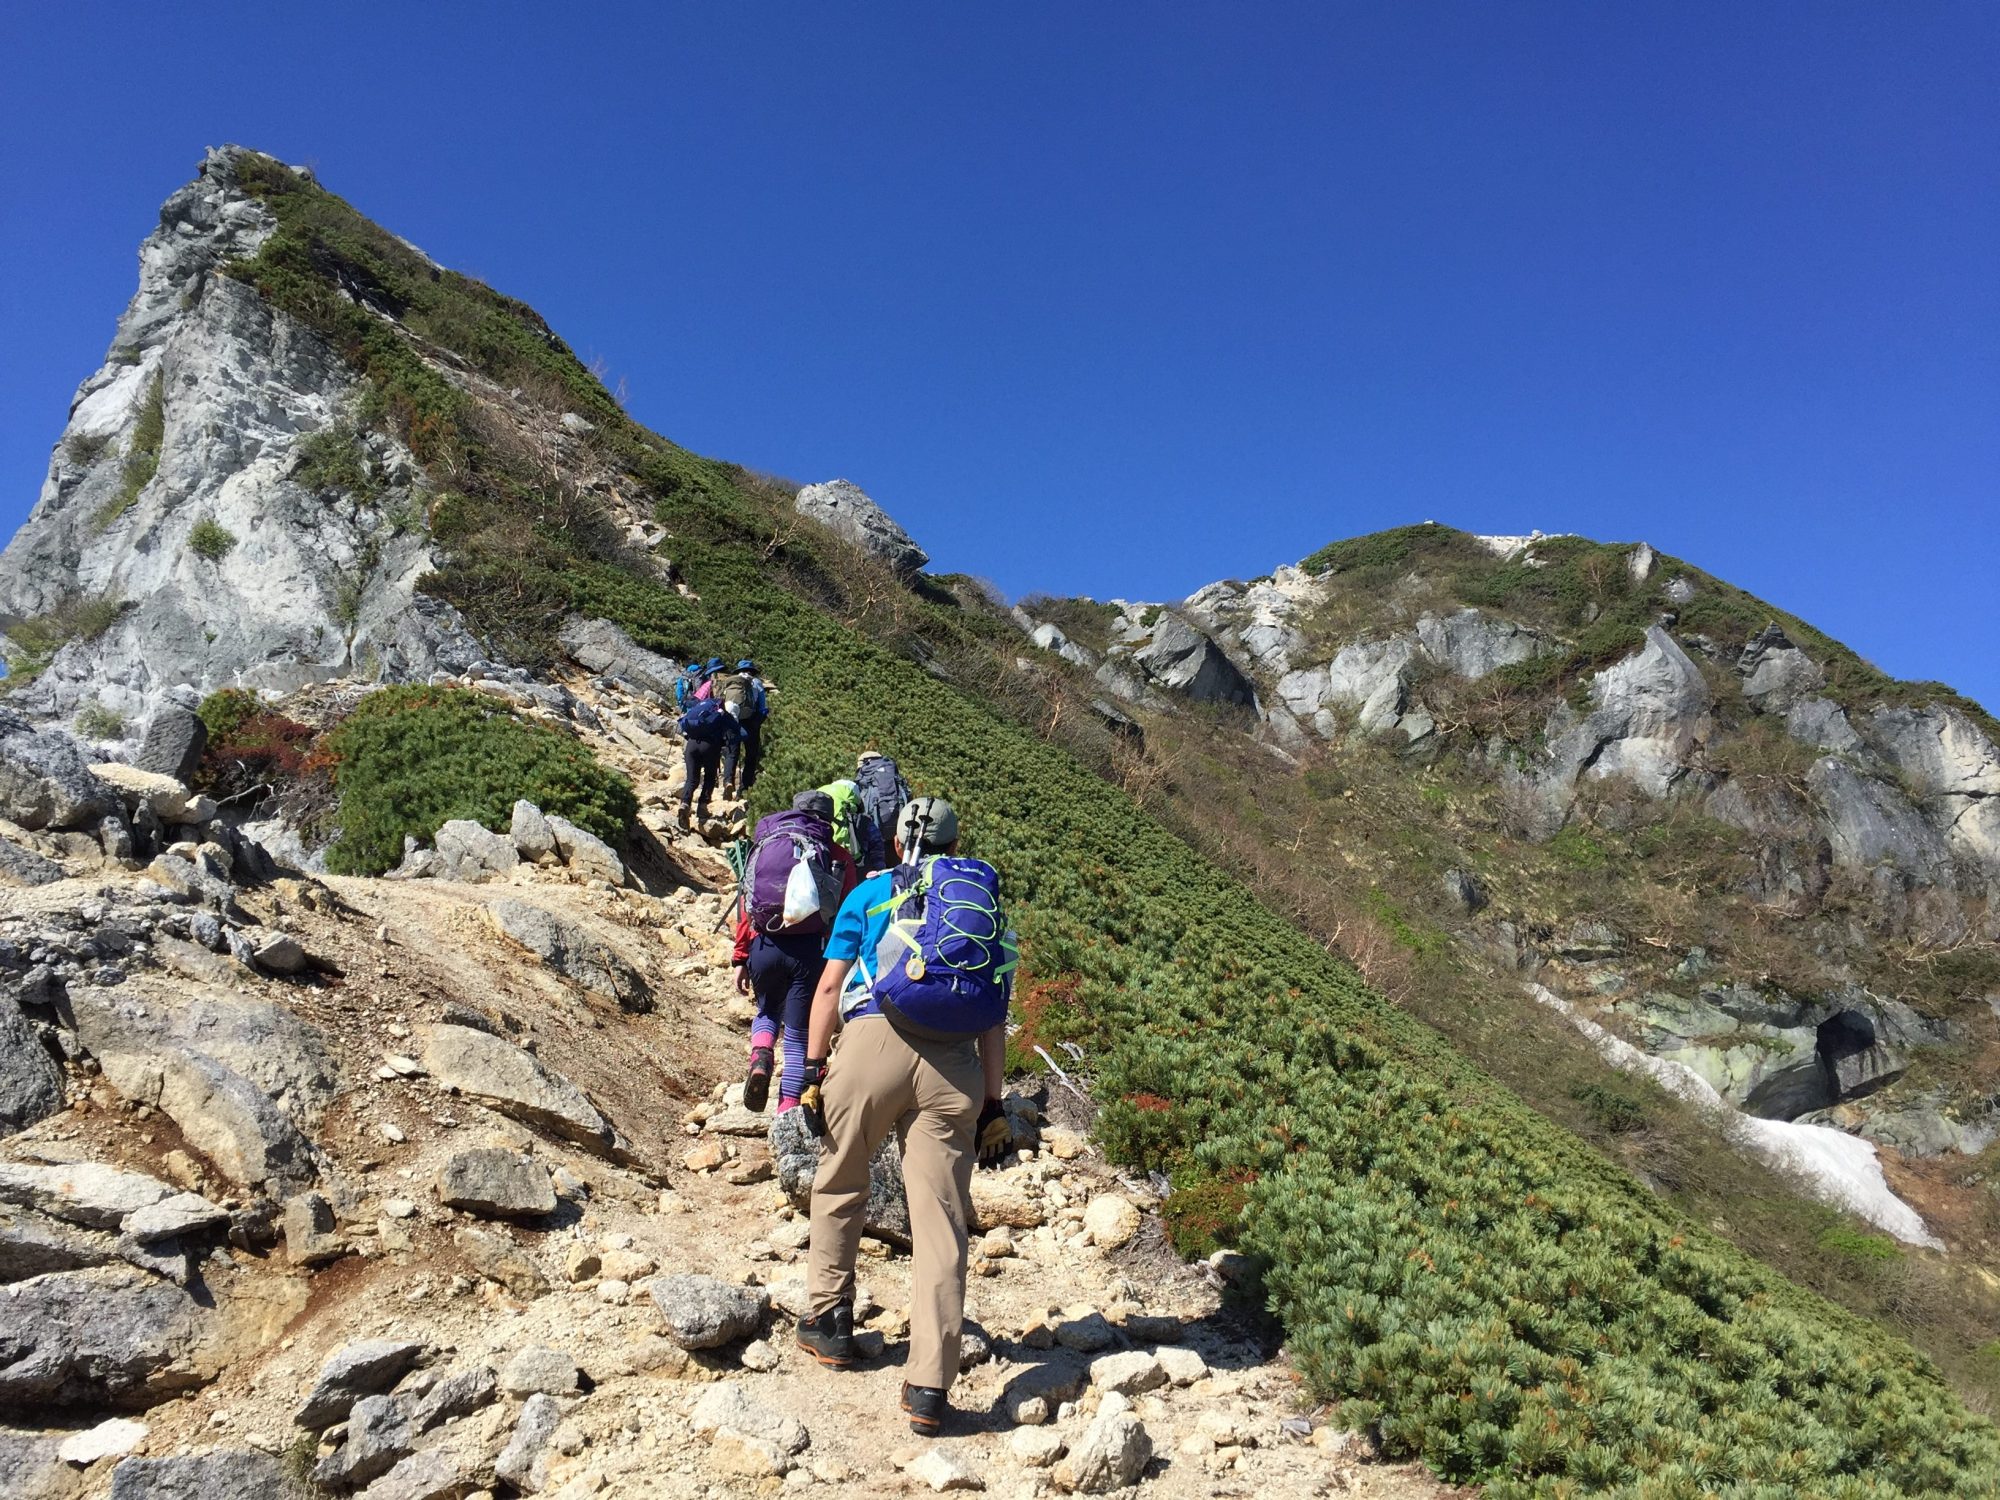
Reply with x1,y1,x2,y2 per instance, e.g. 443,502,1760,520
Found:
744,811,842,934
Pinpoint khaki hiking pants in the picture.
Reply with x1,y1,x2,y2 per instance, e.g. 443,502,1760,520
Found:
807,1016,982,1390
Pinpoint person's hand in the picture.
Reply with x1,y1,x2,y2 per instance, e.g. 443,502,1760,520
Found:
733,965,751,996
798,1058,829,1139
975,1098,1012,1167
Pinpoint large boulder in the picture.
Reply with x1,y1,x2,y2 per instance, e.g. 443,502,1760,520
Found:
418,1023,616,1155
769,1105,911,1245
433,820,518,883
0,1267,213,1411
794,480,928,575
0,708,118,831
544,814,627,887
1540,626,1712,806
485,900,648,1011
97,1047,320,1191
132,704,208,783
1130,614,1256,708
1736,624,1824,712
648,1275,769,1350
557,617,682,703
109,1450,297,1500
0,1161,175,1230
0,837,65,888
0,997,63,1133
293,1339,429,1429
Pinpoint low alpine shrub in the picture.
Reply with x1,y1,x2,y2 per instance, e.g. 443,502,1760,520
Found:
320,686,635,875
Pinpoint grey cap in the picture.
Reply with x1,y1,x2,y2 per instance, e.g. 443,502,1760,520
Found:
895,796,958,854
792,790,834,820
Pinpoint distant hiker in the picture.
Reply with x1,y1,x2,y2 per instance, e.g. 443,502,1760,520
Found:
732,790,859,1111
794,797,1019,1435
852,750,911,858
817,776,889,874
673,657,719,711
719,659,770,798
691,656,727,704
677,694,742,822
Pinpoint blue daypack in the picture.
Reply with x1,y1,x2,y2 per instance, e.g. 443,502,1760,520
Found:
866,855,1018,1041
673,663,710,710
679,699,733,743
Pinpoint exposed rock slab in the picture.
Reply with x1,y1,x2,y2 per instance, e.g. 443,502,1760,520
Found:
558,617,682,704
0,1161,174,1230
435,1149,555,1219
795,479,928,574
419,1023,615,1154
0,1268,212,1411
293,1339,428,1429
132,705,208,783
97,1047,319,1191
0,997,64,1131
485,900,647,1011
433,821,518,883
1129,614,1256,708
108,1450,294,1499
0,709,118,831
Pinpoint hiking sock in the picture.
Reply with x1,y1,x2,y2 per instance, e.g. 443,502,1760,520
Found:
778,1023,809,1104
750,1018,778,1051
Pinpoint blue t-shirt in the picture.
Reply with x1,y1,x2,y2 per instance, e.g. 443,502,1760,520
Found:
824,869,898,1019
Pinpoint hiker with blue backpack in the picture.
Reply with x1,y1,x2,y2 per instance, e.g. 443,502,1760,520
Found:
731,790,858,1112
792,797,1019,1436
676,690,743,823
816,775,889,874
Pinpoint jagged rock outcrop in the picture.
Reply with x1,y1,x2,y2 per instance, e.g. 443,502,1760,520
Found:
794,479,928,575
0,147,482,729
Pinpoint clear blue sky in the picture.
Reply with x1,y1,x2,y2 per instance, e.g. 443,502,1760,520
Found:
4,4,1995,703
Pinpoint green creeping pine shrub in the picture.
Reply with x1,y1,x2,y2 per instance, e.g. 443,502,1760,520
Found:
73,702,125,740
321,686,635,875
92,371,165,531
187,517,237,561
224,156,2000,1496
197,687,262,743
293,419,381,500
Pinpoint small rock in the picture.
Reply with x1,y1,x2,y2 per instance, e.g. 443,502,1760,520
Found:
1055,1311,1116,1353
378,1123,407,1144
59,1417,149,1466
1082,1196,1140,1250
512,800,558,862
906,1446,984,1491
1156,1347,1206,1386
740,1338,781,1372
381,1198,418,1219
1196,1410,1247,1446
651,1274,769,1349
436,1149,556,1219
1009,1427,1066,1467
282,1191,344,1267
1052,1410,1152,1493
683,1138,729,1173
599,1248,656,1282
1045,1129,1085,1160
1089,1351,1166,1396
691,1381,809,1455
454,1226,551,1300
294,1339,428,1428
250,933,308,974
564,1245,603,1282
501,1344,580,1397
596,1279,630,1305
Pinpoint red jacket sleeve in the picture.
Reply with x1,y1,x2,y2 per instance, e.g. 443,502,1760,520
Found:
732,900,752,966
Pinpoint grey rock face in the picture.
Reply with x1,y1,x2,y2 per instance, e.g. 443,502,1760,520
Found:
499,1344,579,1397
60,983,338,1123
98,1046,320,1190
0,1267,211,1411
558,617,682,703
435,1149,555,1219
1864,704,2000,889
0,1207,125,1281
294,1339,428,1429
1024,620,1097,669
353,1449,470,1500
0,837,65,888
545,814,627,887
1179,568,1318,679
405,1362,497,1431
0,995,64,1132
1415,608,1548,681
1807,758,1961,933
495,1391,562,1493
1736,625,1824,712
1540,626,1712,810
433,821,518,883
510,800,556,862
109,1450,296,1500
418,1023,615,1154
770,1104,911,1245
314,1393,414,1488
0,149,475,730
0,1429,71,1500
1441,868,1486,914
794,479,929,574
0,709,119,831
648,1274,769,1349
0,1161,174,1230
283,1190,343,1266
122,1192,228,1244
132,706,207,783
485,900,648,1011
1130,614,1257,708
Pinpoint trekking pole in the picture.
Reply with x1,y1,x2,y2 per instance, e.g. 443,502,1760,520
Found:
1032,1045,1093,1103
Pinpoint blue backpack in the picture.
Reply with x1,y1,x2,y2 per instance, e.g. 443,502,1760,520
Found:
673,664,709,710
679,699,733,743
866,856,1018,1041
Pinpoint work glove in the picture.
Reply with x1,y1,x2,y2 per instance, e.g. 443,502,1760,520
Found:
798,1058,829,1140
975,1097,1013,1168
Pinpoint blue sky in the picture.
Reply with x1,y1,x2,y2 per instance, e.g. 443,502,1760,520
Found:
4,4,1995,703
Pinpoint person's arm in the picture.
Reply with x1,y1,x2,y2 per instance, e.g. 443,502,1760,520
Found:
806,957,853,1061
731,906,753,989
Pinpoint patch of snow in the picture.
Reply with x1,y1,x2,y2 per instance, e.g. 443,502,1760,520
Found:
1527,984,1941,1248
1472,530,1573,559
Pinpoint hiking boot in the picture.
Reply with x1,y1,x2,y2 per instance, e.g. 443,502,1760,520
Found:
743,1047,774,1113
796,1304,855,1368
675,803,692,828
721,780,738,799
900,1382,948,1435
